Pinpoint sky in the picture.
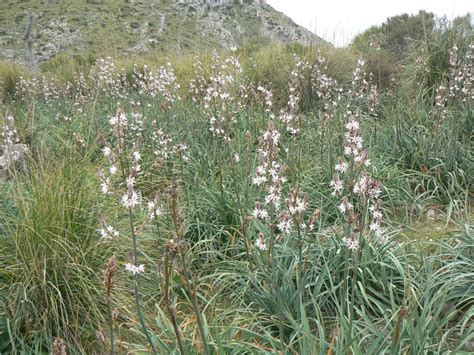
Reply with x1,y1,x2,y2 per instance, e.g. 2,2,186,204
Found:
266,0,473,47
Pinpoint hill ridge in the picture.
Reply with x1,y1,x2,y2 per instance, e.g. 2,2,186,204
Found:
0,0,327,66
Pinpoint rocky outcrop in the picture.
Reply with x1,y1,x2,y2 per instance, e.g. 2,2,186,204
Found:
0,0,327,65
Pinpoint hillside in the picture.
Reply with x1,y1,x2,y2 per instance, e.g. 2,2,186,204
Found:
0,0,327,67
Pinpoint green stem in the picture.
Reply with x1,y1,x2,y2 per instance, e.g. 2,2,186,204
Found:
106,293,114,355
217,145,225,200
180,253,210,355
128,208,158,354
163,255,186,355
295,220,304,325
241,222,254,274
347,251,358,349
268,204,275,266
340,246,350,349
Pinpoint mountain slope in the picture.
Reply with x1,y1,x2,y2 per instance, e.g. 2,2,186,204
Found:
0,0,328,65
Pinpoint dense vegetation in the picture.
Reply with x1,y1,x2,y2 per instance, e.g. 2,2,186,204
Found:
0,11,473,354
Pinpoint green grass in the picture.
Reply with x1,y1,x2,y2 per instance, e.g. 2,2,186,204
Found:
0,154,108,352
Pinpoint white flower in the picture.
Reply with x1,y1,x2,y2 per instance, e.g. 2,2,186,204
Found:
372,210,383,220
353,185,361,196
252,206,269,220
265,192,280,208
296,199,307,213
344,237,359,252
147,201,156,210
252,175,267,186
132,151,141,162
345,120,359,130
370,222,380,232
330,177,344,196
117,112,128,126
351,136,363,148
344,146,356,157
335,161,348,173
255,234,267,251
100,179,110,194
125,263,145,275
109,116,118,126
103,146,112,157
126,176,135,189
147,201,163,218
109,165,117,175
338,200,353,214
289,198,307,215
368,185,382,199
99,225,119,239
234,154,240,162
121,191,139,208
256,165,266,175
338,202,346,213
277,219,293,234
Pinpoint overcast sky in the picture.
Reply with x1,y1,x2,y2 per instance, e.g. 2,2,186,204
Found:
266,0,473,47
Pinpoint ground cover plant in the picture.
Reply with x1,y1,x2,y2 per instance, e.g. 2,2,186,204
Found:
0,15,473,354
